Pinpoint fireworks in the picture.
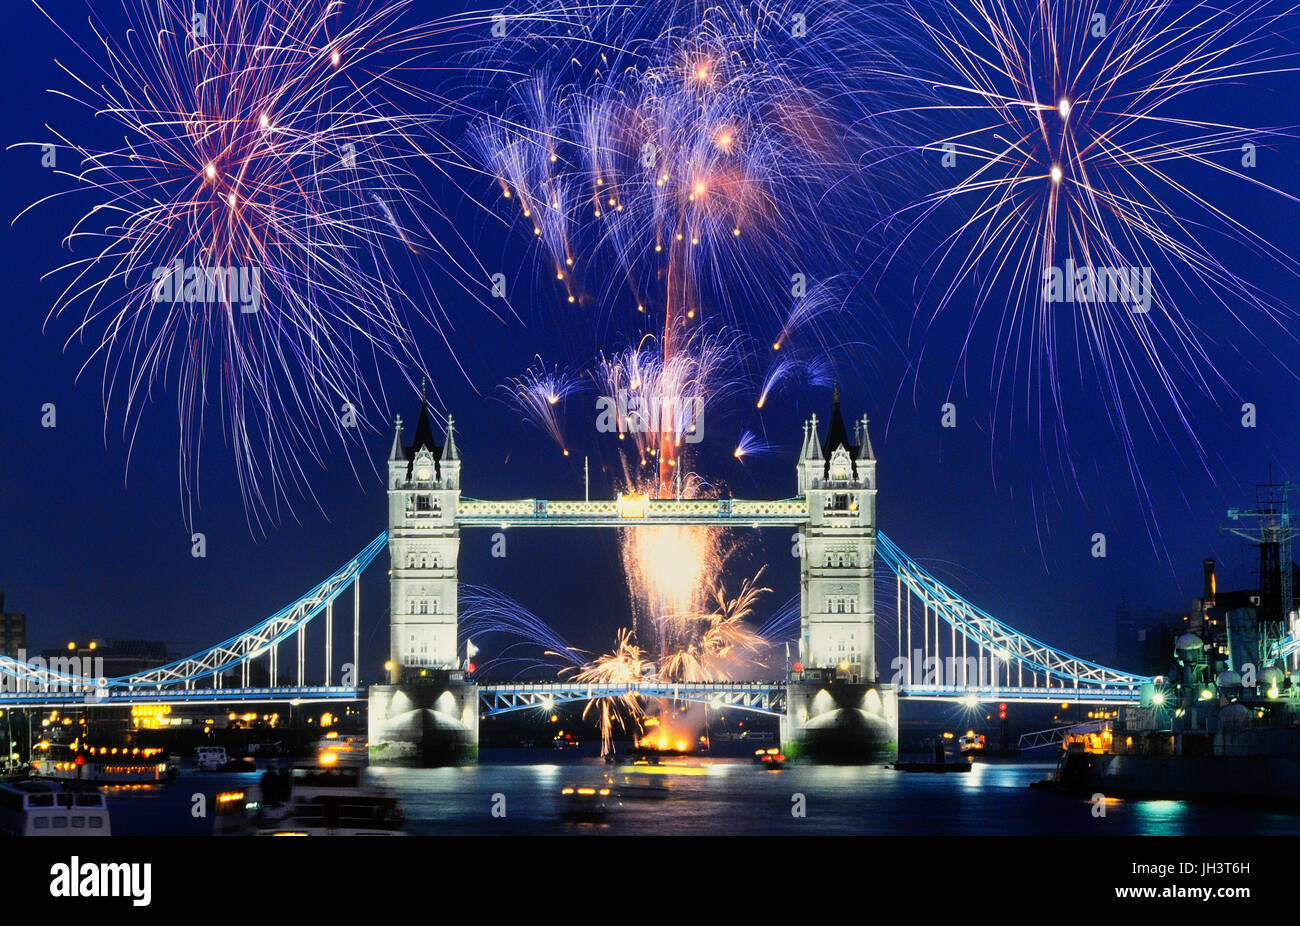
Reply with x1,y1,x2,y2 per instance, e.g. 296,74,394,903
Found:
475,0,903,489
502,358,587,455
566,628,652,754
756,354,834,409
20,0,539,527
873,0,1300,490
733,430,776,461
467,2,899,710
459,585,584,678
661,568,772,681
591,326,746,490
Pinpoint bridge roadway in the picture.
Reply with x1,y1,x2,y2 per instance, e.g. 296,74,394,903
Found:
454,497,809,527
0,681,1144,710
0,685,363,708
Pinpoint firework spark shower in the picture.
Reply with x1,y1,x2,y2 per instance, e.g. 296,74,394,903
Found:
19,0,545,528
864,0,1300,539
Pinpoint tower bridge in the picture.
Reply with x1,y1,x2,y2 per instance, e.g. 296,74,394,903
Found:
0,390,1153,764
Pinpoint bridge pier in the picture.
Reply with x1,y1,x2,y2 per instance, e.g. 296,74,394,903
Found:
367,673,478,766
781,679,898,763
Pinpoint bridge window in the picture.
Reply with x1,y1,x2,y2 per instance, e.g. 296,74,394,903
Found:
827,493,851,512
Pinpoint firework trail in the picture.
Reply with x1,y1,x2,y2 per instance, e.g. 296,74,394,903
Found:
18,0,560,528
757,594,801,642
865,0,1300,547
756,353,834,409
459,584,585,678
501,357,587,455
733,429,777,460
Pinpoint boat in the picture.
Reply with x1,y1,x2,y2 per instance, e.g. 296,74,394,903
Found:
0,779,111,835
214,757,406,836
606,771,669,800
892,759,972,773
317,732,367,764
35,746,175,784
558,784,611,820
194,746,228,771
1036,538,1300,802
890,739,972,773
193,746,255,773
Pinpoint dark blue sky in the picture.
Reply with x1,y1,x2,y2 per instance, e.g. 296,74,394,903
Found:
1,0,1296,678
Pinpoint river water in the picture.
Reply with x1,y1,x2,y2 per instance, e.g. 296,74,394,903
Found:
101,749,1300,836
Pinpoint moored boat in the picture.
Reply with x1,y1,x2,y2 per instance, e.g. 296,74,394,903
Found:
0,779,111,835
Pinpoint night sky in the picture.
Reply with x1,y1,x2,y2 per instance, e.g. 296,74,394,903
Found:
1,0,1296,678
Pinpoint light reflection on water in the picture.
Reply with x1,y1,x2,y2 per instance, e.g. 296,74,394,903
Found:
100,752,1300,835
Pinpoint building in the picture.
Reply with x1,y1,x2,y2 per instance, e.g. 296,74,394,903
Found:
0,593,26,658
1116,597,1182,677
795,388,878,683
386,381,461,676
37,640,170,680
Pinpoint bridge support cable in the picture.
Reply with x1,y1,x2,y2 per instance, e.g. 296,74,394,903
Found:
877,531,1150,696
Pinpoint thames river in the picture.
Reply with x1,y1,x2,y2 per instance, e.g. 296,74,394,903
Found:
100,750,1300,836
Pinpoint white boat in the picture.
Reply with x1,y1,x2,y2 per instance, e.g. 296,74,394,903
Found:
214,758,405,836
194,746,228,771
0,779,111,836
36,747,175,784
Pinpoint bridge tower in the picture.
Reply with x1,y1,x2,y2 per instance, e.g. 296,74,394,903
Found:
369,383,478,765
796,387,878,681
783,389,897,761
385,386,461,671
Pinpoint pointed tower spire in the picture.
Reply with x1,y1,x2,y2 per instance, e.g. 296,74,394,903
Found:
859,413,875,460
409,377,438,454
823,384,851,456
797,419,810,462
808,413,823,460
444,414,458,461
389,414,404,462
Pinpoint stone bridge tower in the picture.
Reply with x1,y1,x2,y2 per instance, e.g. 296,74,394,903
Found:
386,383,461,674
796,388,878,683
370,383,477,766
784,389,896,761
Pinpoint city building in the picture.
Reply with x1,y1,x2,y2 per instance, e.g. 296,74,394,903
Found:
0,592,26,658
37,640,170,679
